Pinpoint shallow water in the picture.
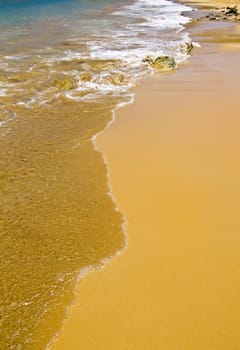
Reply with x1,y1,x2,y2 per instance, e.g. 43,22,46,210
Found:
0,0,192,348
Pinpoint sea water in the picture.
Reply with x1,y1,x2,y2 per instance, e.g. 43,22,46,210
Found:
0,0,192,348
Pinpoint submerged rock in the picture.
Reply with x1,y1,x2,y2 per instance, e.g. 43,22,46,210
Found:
53,77,78,90
180,41,194,55
86,59,122,72
80,72,92,82
107,73,125,85
143,55,177,71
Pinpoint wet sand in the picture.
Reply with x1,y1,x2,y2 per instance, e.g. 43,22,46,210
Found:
51,13,240,350
0,99,126,350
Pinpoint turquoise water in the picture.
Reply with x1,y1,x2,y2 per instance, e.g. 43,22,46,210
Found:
0,0,123,25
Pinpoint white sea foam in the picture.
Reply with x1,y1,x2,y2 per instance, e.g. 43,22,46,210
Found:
0,0,193,110
87,0,192,64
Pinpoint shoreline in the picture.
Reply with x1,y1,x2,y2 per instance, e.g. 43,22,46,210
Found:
51,2,240,350
0,1,197,348
46,92,135,350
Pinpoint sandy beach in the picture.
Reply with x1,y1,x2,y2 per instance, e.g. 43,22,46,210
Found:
50,5,240,350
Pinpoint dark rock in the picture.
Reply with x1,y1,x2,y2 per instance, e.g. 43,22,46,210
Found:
226,6,238,15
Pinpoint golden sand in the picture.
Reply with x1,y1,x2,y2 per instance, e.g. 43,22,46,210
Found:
51,15,240,350
183,0,240,7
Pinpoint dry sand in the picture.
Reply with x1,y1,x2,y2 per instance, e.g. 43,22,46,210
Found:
182,0,240,8
51,11,240,350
